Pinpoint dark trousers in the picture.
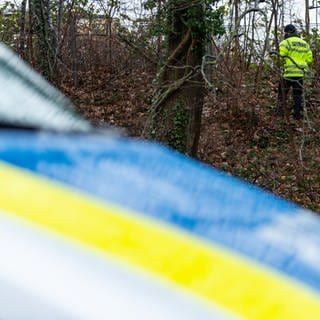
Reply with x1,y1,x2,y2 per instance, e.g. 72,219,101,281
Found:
277,77,304,119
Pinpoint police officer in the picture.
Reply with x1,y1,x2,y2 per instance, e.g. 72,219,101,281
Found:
276,24,313,120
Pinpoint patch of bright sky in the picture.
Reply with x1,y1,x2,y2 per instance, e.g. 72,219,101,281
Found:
3,0,320,29
294,0,320,26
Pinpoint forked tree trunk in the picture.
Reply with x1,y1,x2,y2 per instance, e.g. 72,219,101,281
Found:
148,0,205,157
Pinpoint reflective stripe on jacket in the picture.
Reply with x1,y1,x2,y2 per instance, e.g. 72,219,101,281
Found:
279,36,313,78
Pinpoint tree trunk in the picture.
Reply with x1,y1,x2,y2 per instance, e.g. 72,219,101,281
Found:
70,13,78,87
57,0,64,42
31,0,57,80
233,0,240,52
28,0,35,66
305,0,310,35
18,0,27,59
148,0,205,157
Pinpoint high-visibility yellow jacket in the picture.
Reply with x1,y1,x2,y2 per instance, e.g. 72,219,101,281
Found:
279,36,313,78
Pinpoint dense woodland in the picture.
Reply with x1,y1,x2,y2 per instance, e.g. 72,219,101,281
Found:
2,0,320,211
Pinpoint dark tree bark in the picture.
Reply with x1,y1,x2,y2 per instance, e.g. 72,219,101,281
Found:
148,0,206,157
305,0,310,35
31,0,57,80
18,0,27,59
57,0,64,42
70,13,78,87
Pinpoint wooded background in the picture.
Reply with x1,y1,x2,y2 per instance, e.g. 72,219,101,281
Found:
2,0,320,211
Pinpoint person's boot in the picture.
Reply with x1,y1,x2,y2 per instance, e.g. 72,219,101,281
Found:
275,106,284,117
293,112,303,120
293,105,303,120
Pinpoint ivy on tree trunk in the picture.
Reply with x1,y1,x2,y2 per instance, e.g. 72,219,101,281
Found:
148,0,206,157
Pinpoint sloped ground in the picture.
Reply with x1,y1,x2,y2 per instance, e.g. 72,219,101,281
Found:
199,84,320,212
61,68,320,213
61,69,154,137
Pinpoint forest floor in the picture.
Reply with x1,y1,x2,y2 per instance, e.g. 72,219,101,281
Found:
61,67,320,213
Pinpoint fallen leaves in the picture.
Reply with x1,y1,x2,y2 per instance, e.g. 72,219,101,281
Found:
59,62,320,213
